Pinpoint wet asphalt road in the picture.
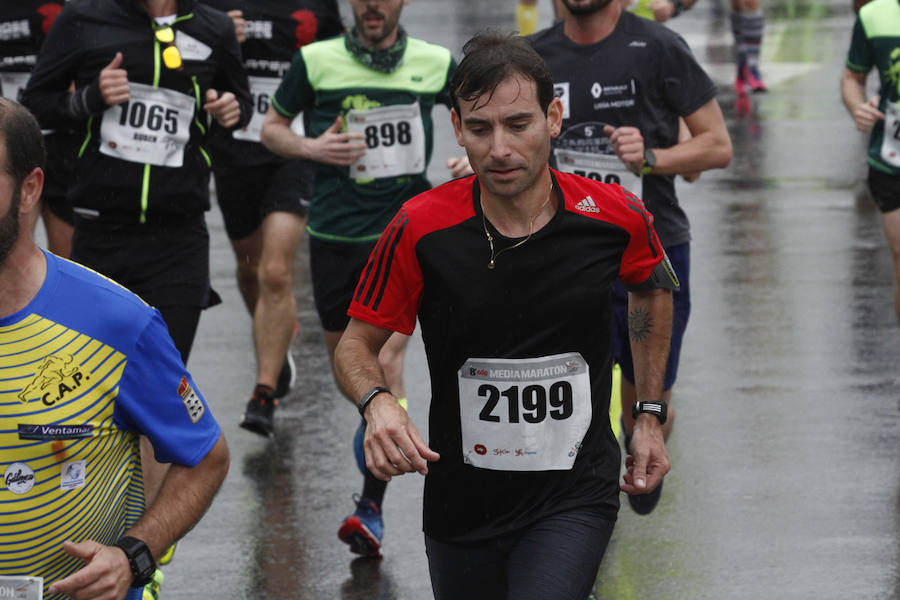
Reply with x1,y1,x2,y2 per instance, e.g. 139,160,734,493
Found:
84,0,899,598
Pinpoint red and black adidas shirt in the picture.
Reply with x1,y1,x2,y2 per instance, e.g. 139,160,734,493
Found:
348,169,677,543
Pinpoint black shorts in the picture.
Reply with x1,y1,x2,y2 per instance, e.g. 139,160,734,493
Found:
425,507,615,600
71,213,216,310
309,237,376,332
867,167,900,213
213,160,312,240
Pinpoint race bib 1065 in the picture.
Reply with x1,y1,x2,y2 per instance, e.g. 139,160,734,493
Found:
100,82,195,167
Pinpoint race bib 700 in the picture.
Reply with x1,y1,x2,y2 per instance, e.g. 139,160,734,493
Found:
554,147,643,197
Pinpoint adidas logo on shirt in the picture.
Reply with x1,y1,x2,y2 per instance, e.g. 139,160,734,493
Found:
575,196,601,213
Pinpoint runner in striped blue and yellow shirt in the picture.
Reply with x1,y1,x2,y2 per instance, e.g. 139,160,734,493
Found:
0,98,228,600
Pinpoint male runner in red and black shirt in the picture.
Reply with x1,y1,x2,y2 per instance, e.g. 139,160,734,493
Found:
334,33,677,600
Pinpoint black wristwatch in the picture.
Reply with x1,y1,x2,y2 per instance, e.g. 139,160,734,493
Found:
114,536,156,588
357,386,392,419
639,148,657,175
632,400,668,425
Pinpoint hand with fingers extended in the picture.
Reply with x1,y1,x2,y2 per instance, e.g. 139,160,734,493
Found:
620,414,670,496
362,394,440,482
853,96,885,133
602,124,645,174
47,540,133,600
99,52,130,107
309,115,367,166
204,88,241,128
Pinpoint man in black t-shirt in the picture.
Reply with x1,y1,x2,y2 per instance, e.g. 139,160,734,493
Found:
531,0,732,514
334,33,676,599
200,0,343,436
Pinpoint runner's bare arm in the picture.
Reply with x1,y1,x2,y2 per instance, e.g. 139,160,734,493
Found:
620,288,671,495
655,98,732,176
48,434,229,599
335,318,439,481
261,108,367,165
841,67,884,133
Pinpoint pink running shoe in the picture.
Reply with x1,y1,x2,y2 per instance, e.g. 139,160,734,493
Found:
743,65,768,93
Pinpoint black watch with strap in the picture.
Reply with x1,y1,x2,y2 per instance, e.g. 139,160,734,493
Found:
632,400,668,425
114,536,156,588
357,386,392,419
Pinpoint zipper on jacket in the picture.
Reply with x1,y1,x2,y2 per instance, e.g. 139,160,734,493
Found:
141,14,195,224
139,23,164,224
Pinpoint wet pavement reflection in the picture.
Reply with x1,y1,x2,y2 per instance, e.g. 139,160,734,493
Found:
129,0,900,598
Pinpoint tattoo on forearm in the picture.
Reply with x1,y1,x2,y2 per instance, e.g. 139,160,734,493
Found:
628,307,653,342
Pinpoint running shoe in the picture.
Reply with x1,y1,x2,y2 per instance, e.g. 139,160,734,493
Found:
239,386,277,437
623,431,664,515
353,419,367,474
141,569,164,600
273,352,296,399
743,64,767,93
337,495,383,558
158,543,176,566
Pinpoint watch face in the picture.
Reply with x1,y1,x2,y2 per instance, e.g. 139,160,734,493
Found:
134,551,154,574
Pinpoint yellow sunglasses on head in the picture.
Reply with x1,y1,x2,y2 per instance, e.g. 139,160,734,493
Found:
154,27,182,70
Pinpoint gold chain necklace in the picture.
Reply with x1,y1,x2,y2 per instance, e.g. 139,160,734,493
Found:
481,182,554,270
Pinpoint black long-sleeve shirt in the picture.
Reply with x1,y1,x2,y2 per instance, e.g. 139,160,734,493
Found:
23,0,252,223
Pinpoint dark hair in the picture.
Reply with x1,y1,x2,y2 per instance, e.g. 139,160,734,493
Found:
450,31,555,116
0,98,45,189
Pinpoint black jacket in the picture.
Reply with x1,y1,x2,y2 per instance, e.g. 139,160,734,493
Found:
200,0,343,168
23,0,252,223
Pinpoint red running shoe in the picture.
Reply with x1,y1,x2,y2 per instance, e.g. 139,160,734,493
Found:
743,64,768,93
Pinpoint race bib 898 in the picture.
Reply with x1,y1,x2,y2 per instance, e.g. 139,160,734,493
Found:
346,102,426,180
881,102,900,168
